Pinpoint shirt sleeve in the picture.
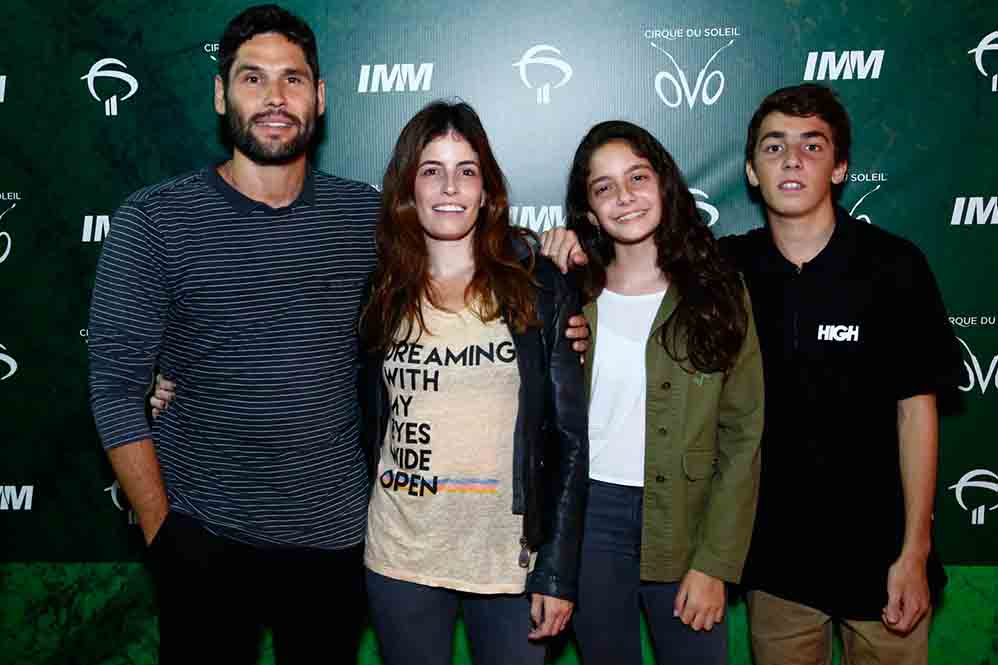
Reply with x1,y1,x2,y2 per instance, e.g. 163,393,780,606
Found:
885,243,963,401
88,198,169,449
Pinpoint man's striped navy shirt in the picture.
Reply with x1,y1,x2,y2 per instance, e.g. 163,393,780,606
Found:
88,166,379,550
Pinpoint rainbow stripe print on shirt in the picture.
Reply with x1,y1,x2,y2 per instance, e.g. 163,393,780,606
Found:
436,478,500,494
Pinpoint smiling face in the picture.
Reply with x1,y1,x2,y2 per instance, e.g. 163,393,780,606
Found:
746,111,847,224
214,32,326,165
413,131,484,244
585,140,663,247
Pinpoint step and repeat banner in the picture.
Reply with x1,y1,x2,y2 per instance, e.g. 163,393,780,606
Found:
1,0,997,660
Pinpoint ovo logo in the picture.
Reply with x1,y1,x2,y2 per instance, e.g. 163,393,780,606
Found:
958,337,998,394
849,184,881,224
81,58,139,117
650,39,735,109
0,202,14,264
512,45,573,105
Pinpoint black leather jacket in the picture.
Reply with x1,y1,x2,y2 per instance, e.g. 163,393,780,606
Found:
358,251,589,601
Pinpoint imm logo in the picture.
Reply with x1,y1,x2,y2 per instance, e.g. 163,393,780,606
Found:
803,50,884,81
968,30,998,93
957,337,997,394
81,58,139,116
513,45,573,105
949,469,998,525
0,343,16,381
357,63,434,93
817,324,859,342
510,205,563,233
650,39,735,108
0,485,32,511
82,214,111,243
951,197,998,225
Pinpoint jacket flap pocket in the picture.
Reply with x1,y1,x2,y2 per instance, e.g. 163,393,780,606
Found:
682,451,718,481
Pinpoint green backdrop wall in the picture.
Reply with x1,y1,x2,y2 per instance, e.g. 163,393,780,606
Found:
1,0,997,663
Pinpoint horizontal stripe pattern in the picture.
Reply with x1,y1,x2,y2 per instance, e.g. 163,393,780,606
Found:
436,478,501,493
88,167,379,549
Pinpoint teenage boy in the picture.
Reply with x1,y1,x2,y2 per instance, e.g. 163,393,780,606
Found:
726,84,962,665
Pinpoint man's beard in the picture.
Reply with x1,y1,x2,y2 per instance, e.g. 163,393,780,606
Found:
225,101,316,165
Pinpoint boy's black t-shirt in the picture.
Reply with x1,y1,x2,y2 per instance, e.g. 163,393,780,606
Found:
720,208,963,620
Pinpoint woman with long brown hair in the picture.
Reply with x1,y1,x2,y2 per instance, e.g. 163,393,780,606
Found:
358,100,588,665
562,120,763,665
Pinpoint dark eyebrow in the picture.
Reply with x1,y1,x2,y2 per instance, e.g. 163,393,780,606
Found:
232,64,263,77
800,130,830,142
759,130,830,143
231,64,313,81
416,159,480,168
588,163,650,187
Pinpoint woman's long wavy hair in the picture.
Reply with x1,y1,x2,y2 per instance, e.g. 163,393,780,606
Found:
360,101,537,351
565,121,747,373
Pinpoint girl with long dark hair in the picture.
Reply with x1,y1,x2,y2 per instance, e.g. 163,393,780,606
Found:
358,100,588,665
563,121,763,665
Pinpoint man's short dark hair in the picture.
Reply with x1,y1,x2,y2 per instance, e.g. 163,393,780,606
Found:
745,84,851,167
218,4,320,87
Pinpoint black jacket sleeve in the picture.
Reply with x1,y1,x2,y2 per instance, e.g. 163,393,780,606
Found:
525,260,589,601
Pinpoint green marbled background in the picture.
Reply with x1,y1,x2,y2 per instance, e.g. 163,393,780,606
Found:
1,0,996,662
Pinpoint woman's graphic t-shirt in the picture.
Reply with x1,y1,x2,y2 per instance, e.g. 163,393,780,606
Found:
364,303,526,593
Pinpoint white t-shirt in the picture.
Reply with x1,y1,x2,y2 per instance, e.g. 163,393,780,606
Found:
588,287,667,487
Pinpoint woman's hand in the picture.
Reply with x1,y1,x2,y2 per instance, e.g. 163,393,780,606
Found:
149,373,176,419
528,593,574,639
674,569,726,631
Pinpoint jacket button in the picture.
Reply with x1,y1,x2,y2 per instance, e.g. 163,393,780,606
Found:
661,381,671,390
656,474,666,483
658,427,668,436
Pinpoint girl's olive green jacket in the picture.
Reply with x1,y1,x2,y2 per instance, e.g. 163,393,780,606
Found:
583,286,763,583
